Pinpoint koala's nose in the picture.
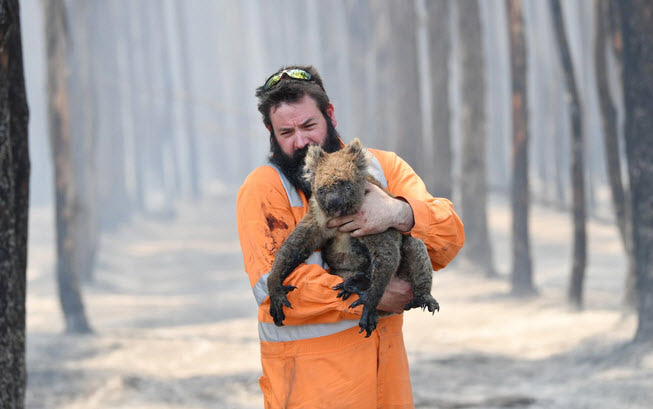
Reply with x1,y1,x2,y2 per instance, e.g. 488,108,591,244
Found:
325,193,341,212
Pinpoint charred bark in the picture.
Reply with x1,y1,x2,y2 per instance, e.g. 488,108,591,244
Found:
427,0,453,199
370,2,393,150
550,0,587,310
91,1,131,229
153,2,181,202
594,0,636,307
45,0,92,333
345,0,374,145
619,0,653,343
68,0,99,282
0,0,29,405
175,1,201,200
388,1,423,175
126,0,145,211
458,0,495,276
507,0,535,296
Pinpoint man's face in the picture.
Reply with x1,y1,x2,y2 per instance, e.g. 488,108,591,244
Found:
269,94,337,157
268,95,340,197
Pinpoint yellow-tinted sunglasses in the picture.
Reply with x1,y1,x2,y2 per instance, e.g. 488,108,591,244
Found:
263,69,313,90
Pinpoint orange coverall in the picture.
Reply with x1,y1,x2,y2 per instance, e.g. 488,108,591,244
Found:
237,148,464,409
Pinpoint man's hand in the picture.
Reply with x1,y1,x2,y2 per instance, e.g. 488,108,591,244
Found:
376,276,413,313
327,182,415,237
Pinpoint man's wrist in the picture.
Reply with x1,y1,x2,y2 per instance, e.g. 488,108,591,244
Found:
393,198,415,232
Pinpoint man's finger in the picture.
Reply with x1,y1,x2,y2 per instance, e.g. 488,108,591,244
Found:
350,229,363,238
338,221,358,233
328,216,350,228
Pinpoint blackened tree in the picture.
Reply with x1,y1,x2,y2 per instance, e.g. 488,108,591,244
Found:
550,0,587,309
507,0,535,296
44,0,92,333
458,0,495,276
0,0,30,405
594,0,636,307
618,0,653,343
427,0,453,199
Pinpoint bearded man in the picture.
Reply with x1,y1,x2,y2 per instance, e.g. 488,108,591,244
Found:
237,65,464,409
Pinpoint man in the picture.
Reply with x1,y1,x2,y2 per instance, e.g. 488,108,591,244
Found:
237,65,464,408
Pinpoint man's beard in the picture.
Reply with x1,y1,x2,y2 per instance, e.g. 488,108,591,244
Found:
269,117,341,199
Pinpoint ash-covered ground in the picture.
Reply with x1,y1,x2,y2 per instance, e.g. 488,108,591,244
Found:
25,193,652,409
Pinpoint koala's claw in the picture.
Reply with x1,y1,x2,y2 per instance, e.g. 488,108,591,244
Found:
333,272,371,301
358,306,379,337
348,291,368,309
269,285,297,326
404,294,440,314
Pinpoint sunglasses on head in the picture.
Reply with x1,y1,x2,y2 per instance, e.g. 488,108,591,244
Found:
263,68,314,91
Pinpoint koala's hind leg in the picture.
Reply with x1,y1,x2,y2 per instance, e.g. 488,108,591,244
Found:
351,233,402,337
399,237,440,313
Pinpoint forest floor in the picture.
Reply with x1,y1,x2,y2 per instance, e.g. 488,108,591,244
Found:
24,191,652,409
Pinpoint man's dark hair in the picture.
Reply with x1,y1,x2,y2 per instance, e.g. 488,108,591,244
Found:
255,65,330,129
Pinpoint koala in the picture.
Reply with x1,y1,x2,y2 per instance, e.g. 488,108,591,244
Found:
267,138,439,337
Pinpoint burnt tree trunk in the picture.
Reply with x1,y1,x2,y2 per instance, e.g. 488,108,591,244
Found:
175,1,201,200
317,0,351,140
427,0,453,199
45,0,92,333
370,2,392,150
507,0,535,296
126,0,145,211
91,1,130,229
551,0,587,310
594,0,636,307
389,1,423,174
458,0,495,276
69,0,99,282
619,0,653,343
153,2,181,203
137,0,160,212
0,0,29,405
345,0,374,145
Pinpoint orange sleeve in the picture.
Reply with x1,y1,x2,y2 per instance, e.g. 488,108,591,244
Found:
371,150,465,271
236,167,362,325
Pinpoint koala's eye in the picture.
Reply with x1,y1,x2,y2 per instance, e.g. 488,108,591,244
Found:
345,184,352,190
317,187,326,195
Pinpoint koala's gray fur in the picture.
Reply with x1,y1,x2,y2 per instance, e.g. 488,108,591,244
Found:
267,138,439,337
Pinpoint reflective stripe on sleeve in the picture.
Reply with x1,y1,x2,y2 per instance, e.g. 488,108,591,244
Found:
368,155,388,188
266,163,304,208
259,319,359,342
252,251,329,307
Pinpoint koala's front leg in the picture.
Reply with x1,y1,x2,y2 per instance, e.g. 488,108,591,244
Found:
267,217,325,326
350,233,401,337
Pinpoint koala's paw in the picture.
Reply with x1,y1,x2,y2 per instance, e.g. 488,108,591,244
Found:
404,293,440,315
333,271,371,301
269,285,297,326
348,291,369,309
358,305,379,337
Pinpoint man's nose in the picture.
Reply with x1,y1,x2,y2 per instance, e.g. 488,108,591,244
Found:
295,131,310,149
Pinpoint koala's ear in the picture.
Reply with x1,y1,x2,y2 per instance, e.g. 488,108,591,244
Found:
346,138,363,156
303,145,325,185
347,138,371,172
305,144,325,172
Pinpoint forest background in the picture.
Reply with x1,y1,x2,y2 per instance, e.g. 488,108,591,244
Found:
1,0,652,408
